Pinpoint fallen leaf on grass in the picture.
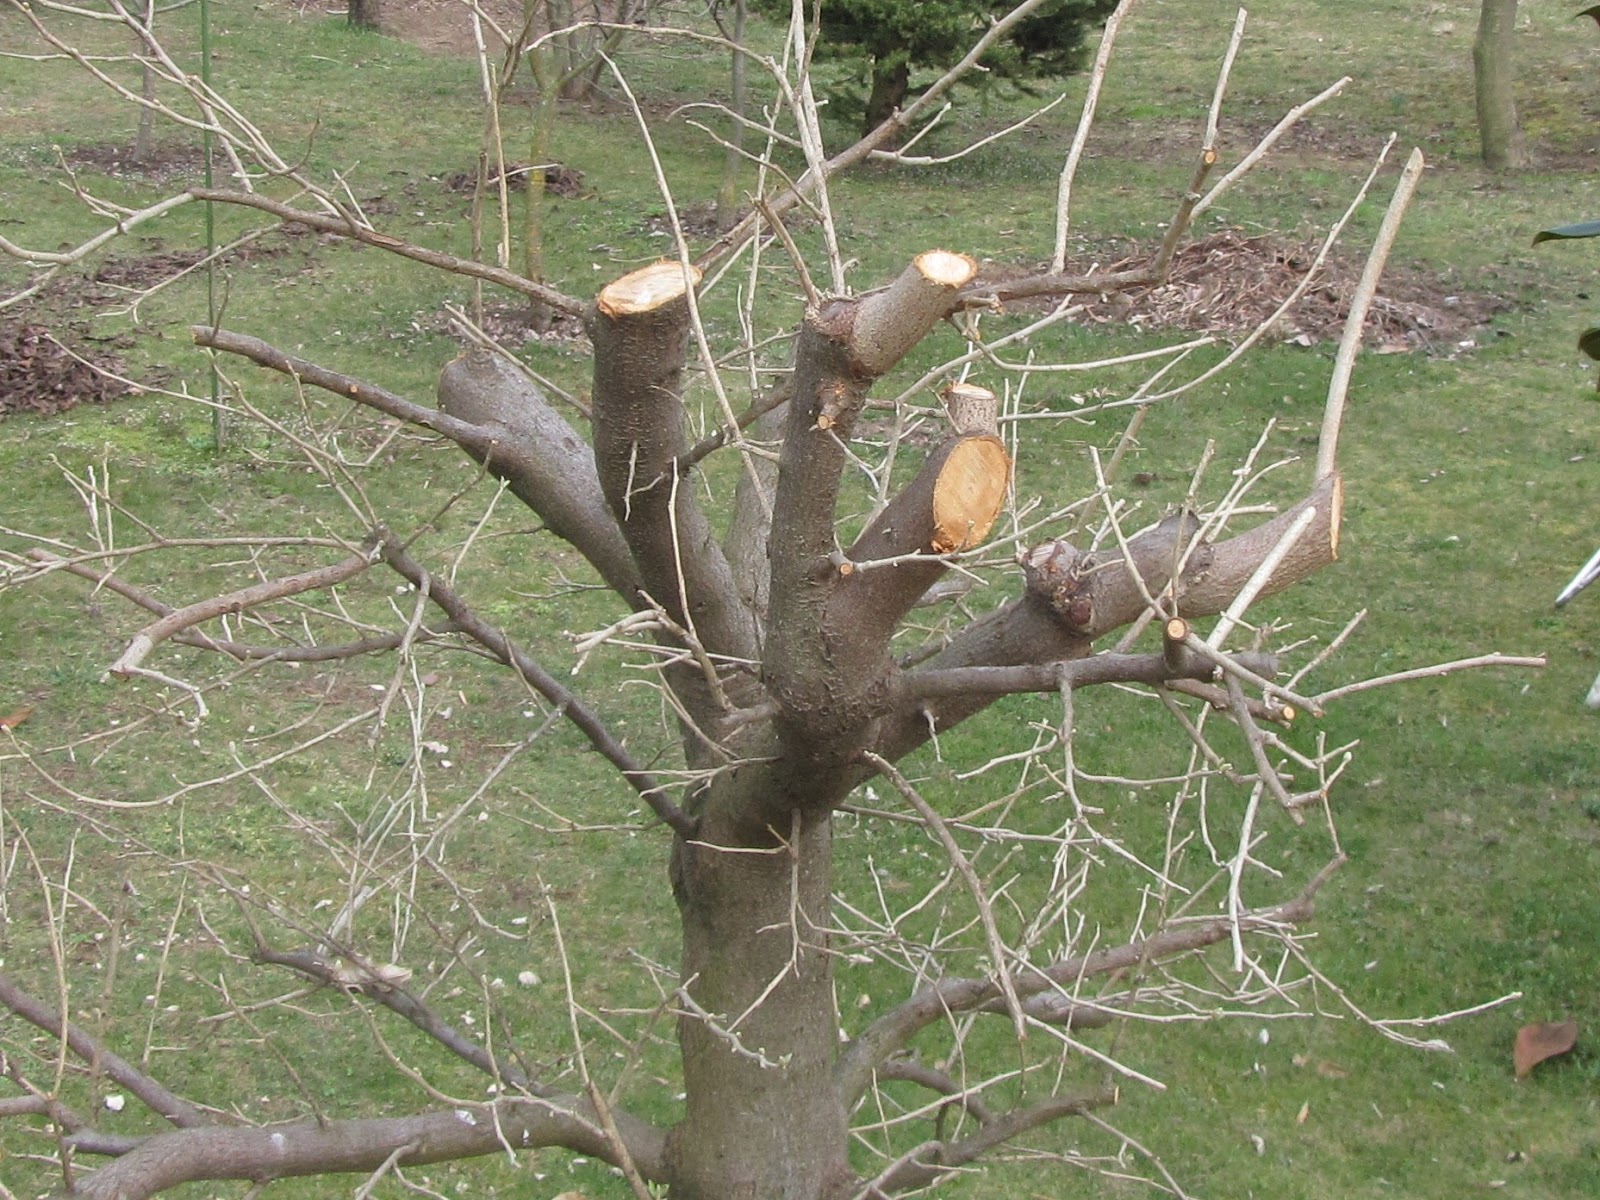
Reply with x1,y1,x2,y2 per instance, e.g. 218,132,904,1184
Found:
0,706,32,730
1296,1100,1310,1125
1513,1020,1578,1078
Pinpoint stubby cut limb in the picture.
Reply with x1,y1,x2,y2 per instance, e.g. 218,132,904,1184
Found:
850,250,977,376
1026,474,1343,639
932,436,1011,553
942,381,1000,437
596,259,705,317
590,260,758,675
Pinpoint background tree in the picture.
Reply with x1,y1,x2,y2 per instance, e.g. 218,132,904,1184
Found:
349,0,380,32
0,2,1539,1198
1473,0,1530,170
753,0,1119,135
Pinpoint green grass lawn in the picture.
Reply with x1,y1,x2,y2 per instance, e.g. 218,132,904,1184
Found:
3,1,1600,1197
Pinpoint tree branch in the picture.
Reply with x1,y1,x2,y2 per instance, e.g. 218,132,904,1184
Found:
836,868,1337,1106
187,188,584,315
893,648,1278,706
867,1088,1118,1196
191,326,495,450
589,261,759,669
65,1098,666,1200
375,534,696,837
0,970,208,1128
107,550,377,677
869,1058,997,1125
30,548,463,664
437,349,644,600
250,946,550,1097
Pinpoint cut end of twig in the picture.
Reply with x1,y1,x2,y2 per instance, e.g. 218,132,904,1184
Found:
931,436,1011,553
942,382,1000,438
596,260,703,317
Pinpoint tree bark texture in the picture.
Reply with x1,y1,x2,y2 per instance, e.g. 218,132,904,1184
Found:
668,811,851,1200
1473,0,1530,170
864,53,910,137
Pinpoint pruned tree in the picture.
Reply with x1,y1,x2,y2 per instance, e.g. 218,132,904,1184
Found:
0,2,1541,1199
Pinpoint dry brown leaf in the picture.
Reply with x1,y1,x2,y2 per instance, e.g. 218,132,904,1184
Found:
1314,1059,1349,1079
1514,1020,1578,1079
1295,1100,1310,1125
0,706,33,730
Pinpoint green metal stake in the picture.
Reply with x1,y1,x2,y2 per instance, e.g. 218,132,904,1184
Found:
200,0,223,448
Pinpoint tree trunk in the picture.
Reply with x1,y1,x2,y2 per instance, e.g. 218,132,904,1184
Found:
667,807,851,1200
714,0,748,232
348,0,380,31
863,54,910,138
1473,0,1529,170
524,47,559,333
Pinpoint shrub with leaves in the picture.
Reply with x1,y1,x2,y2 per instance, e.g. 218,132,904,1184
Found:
1533,220,1600,388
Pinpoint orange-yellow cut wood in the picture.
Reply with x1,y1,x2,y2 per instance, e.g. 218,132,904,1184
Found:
932,436,1011,553
597,260,703,317
913,249,978,288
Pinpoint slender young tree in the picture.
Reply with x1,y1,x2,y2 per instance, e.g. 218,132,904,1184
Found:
1473,0,1530,170
0,2,1539,1197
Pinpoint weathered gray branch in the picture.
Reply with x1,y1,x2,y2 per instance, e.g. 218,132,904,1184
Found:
893,647,1278,705
869,1089,1118,1196
187,189,584,314
29,549,466,663
65,1098,666,1200
108,551,376,676
252,946,546,1095
0,970,208,1128
438,349,643,600
192,326,496,450
376,534,695,837
869,476,1342,765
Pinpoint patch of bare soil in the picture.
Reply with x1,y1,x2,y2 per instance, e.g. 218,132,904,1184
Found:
62,141,210,186
427,301,588,348
0,320,134,419
988,230,1509,353
441,162,588,197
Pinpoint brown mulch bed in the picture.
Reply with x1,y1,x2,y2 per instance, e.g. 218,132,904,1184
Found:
61,141,210,186
0,320,133,419
441,162,588,197
993,229,1510,353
